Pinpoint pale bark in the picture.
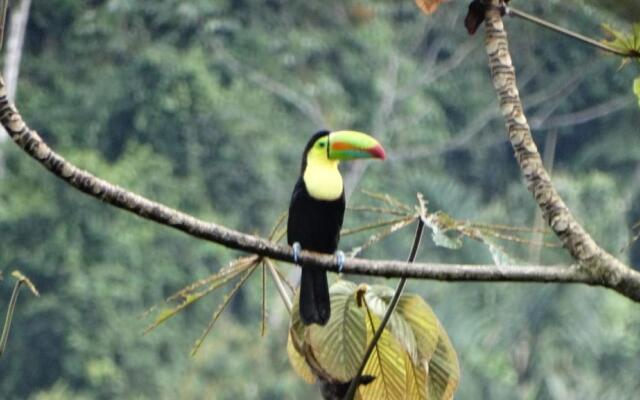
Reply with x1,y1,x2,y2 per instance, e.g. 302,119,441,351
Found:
483,1,640,300
0,0,31,179
0,0,30,143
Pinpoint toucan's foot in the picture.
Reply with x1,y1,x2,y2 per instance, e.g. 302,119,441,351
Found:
335,250,345,273
292,242,302,264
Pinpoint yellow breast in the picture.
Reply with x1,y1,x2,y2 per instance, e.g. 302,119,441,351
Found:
303,157,343,201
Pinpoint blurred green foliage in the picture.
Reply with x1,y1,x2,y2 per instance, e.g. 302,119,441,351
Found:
1,0,639,399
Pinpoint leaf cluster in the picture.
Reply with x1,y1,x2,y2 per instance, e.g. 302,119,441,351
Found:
287,281,459,400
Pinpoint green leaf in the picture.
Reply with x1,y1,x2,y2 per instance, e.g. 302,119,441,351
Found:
365,286,420,364
427,332,460,400
286,331,316,384
396,295,460,400
404,350,428,399
634,77,640,107
395,295,440,362
307,281,367,382
288,281,459,400
358,312,411,400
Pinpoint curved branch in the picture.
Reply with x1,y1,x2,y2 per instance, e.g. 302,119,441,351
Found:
1,74,640,301
482,2,640,300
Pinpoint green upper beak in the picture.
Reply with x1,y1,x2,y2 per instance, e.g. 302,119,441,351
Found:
327,130,386,161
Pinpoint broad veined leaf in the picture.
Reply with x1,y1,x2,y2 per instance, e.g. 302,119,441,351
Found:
405,350,428,399
307,281,367,382
287,331,316,384
365,285,420,364
358,313,411,400
396,295,460,400
287,281,459,400
427,333,460,400
395,296,440,362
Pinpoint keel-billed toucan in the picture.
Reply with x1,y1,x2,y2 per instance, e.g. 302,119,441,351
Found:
288,130,386,326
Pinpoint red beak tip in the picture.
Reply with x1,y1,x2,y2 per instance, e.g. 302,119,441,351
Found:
371,145,386,160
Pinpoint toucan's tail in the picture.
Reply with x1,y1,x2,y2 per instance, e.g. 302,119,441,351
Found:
300,268,330,325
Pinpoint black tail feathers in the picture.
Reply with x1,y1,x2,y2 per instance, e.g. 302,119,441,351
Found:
299,268,330,325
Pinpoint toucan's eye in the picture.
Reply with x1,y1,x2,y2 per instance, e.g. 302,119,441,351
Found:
318,142,326,148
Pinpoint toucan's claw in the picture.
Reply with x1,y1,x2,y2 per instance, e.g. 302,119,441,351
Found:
336,250,346,273
293,242,302,264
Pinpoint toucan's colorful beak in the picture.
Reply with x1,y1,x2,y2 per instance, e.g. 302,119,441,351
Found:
328,130,386,161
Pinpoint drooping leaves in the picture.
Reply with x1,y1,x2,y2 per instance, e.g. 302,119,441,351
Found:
307,281,367,382
143,256,259,334
396,296,460,400
359,312,408,399
287,331,317,384
287,281,460,399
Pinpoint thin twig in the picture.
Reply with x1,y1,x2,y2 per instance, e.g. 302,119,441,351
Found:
477,228,562,248
505,6,637,58
347,205,407,217
1,271,39,358
0,279,22,357
344,217,425,400
470,222,550,234
268,211,288,240
191,264,258,356
341,216,414,237
265,259,292,314
261,260,267,336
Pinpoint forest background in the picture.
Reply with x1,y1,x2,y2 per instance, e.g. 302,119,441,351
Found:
1,0,639,399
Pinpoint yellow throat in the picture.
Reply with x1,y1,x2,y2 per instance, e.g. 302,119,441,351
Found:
303,149,343,201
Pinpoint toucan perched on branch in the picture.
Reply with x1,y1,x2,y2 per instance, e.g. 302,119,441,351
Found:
288,130,386,325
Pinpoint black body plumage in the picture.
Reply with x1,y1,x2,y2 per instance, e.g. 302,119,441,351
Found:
288,131,345,326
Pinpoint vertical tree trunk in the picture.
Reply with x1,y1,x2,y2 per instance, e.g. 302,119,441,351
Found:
3,0,30,103
0,0,31,176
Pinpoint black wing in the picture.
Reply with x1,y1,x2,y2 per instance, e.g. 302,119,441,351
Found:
287,178,345,254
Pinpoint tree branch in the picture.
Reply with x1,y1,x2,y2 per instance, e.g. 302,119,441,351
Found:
505,6,639,58
1,70,640,301
482,1,640,300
